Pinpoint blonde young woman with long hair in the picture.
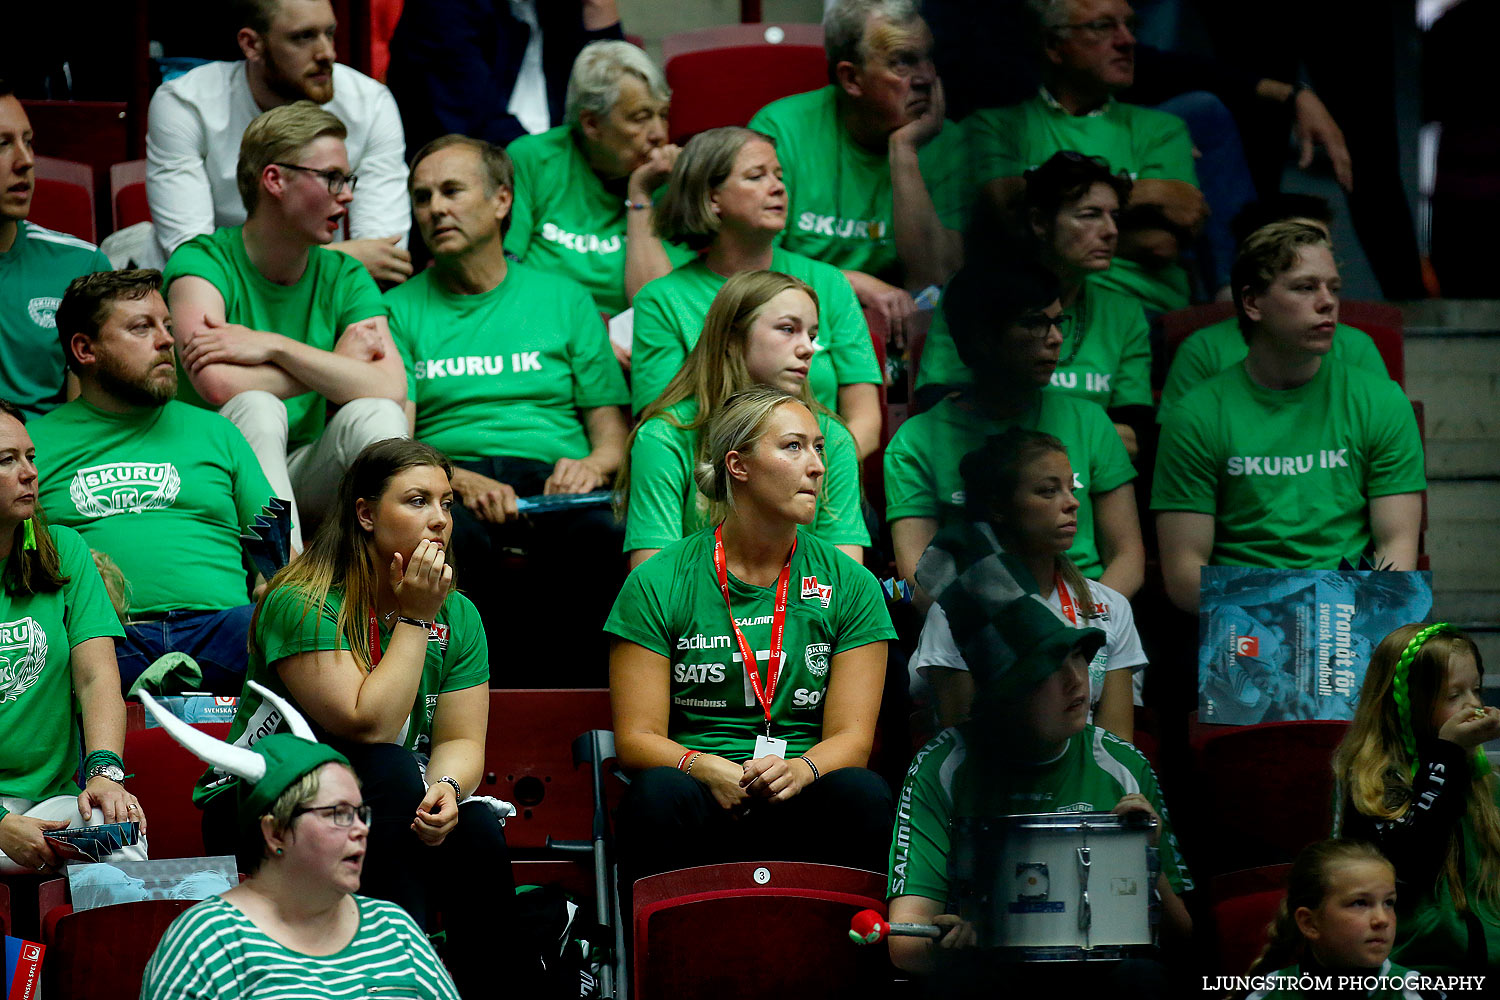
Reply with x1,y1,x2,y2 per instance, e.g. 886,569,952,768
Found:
1333,623,1500,973
608,387,895,890
192,438,529,997
616,270,868,568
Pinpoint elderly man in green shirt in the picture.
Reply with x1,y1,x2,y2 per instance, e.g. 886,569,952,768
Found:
387,133,630,684
748,0,969,343
970,0,1207,314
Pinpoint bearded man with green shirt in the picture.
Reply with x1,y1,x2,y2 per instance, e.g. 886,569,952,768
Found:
33,270,274,694
970,0,1207,314
747,0,968,342
388,134,630,684
0,83,113,419
1153,223,1425,614
884,254,1143,597
164,102,409,554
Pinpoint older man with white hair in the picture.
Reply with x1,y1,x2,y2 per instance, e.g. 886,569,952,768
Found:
505,40,692,319
750,0,970,341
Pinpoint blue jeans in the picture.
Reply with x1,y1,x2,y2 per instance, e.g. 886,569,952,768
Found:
117,606,254,695
1153,90,1258,293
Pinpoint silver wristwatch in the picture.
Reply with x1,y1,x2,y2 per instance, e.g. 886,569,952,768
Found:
88,763,125,783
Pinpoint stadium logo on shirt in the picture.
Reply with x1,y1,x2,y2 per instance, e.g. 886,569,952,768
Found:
69,462,181,518
805,642,831,677
800,576,832,607
0,617,48,704
27,297,61,329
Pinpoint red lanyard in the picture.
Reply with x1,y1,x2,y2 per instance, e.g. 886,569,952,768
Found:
712,525,794,735
368,611,383,666
1054,571,1078,626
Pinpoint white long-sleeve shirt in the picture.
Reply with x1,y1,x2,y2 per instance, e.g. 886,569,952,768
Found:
146,60,410,259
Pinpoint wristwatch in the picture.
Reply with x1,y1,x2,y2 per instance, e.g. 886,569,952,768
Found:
88,763,125,783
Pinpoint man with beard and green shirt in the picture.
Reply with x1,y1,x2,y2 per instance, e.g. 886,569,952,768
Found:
748,0,969,344
387,134,629,684
33,270,273,694
884,254,1142,598
1153,223,1424,614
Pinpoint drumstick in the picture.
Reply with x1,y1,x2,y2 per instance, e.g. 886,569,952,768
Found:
848,909,945,945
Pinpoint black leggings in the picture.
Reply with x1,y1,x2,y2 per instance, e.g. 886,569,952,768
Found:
204,743,528,998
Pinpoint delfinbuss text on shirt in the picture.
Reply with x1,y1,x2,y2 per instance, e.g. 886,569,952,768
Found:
1197,567,1432,725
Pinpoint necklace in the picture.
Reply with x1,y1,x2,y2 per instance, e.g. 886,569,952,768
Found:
1059,282,1088,368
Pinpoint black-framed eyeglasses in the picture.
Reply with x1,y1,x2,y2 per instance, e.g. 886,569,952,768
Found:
1062,15,1140,40
273,163,358,196
291,803,373,827
1016,312,1067,339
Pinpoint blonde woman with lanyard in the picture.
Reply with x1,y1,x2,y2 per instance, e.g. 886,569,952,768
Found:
609,386,896,892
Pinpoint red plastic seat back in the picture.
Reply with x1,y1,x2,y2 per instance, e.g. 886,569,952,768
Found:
483,689,615,850
663,24,827,144
633,862,890,1000
110,159,150,230
125,722,231,860
30,155,97,243
46,899,196,1000
1211,864,1290,975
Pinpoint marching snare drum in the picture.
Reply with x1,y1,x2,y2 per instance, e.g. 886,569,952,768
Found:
949,811,1160,961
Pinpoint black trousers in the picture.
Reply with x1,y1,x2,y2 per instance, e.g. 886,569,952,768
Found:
449,456,625,688
204,743,530,999
614,765,895,890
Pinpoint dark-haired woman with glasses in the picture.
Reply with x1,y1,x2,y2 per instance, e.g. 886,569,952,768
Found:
193,438,525,997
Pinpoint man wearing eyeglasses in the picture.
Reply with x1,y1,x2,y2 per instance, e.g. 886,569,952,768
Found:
971,0,1206,315
747,0,970,346
163,102,409,552
147,0,412,285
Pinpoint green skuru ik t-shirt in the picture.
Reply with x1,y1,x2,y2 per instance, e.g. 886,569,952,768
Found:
624,399,869,552
386,263,629,465
0,222,112,418
604,527,896,761
1152,360,1427,569
0,525,125,801
888,725,1192,902
142,895,462,1000
194,586,488,806
747,86,972,283
162,226,387,451
31,399,273,614
1160,318,1389,413
882,394,1136,578
505,124,695,317
915,276,1152,410
630,250,881,415
968,93,1198,313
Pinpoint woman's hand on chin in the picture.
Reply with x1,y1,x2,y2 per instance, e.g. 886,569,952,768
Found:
390,538,452,622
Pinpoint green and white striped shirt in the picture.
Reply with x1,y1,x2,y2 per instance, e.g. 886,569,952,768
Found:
140,894,460,1000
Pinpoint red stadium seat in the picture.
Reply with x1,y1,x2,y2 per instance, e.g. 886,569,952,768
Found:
110,159,150,231
1161,300,1406,387
632,862,891,1000
44,899,196,1000
125,722,231,860
1195,719,1348,877
1211,864,1290,975
663,24,828,144
30,156,97,243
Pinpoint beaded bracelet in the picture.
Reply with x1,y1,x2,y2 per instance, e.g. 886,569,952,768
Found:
798,755,820,781
684,752,703,776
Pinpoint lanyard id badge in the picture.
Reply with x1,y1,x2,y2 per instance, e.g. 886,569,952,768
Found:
1054,571,1078,625
712,525,794,746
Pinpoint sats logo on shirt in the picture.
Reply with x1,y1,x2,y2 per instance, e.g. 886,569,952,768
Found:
800,576,832,608
0,617,47,705
69,462,181,518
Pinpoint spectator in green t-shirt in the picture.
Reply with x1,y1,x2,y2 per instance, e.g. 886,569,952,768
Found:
616,270,870,567
0,400,147,874
637,126,884,460
1153,222,1426,613
165,102,409,553
392,133,630,685
0,84,113,419
970,0,1208,314
34,269,275,695
747,0,968,343
506,40,692,322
